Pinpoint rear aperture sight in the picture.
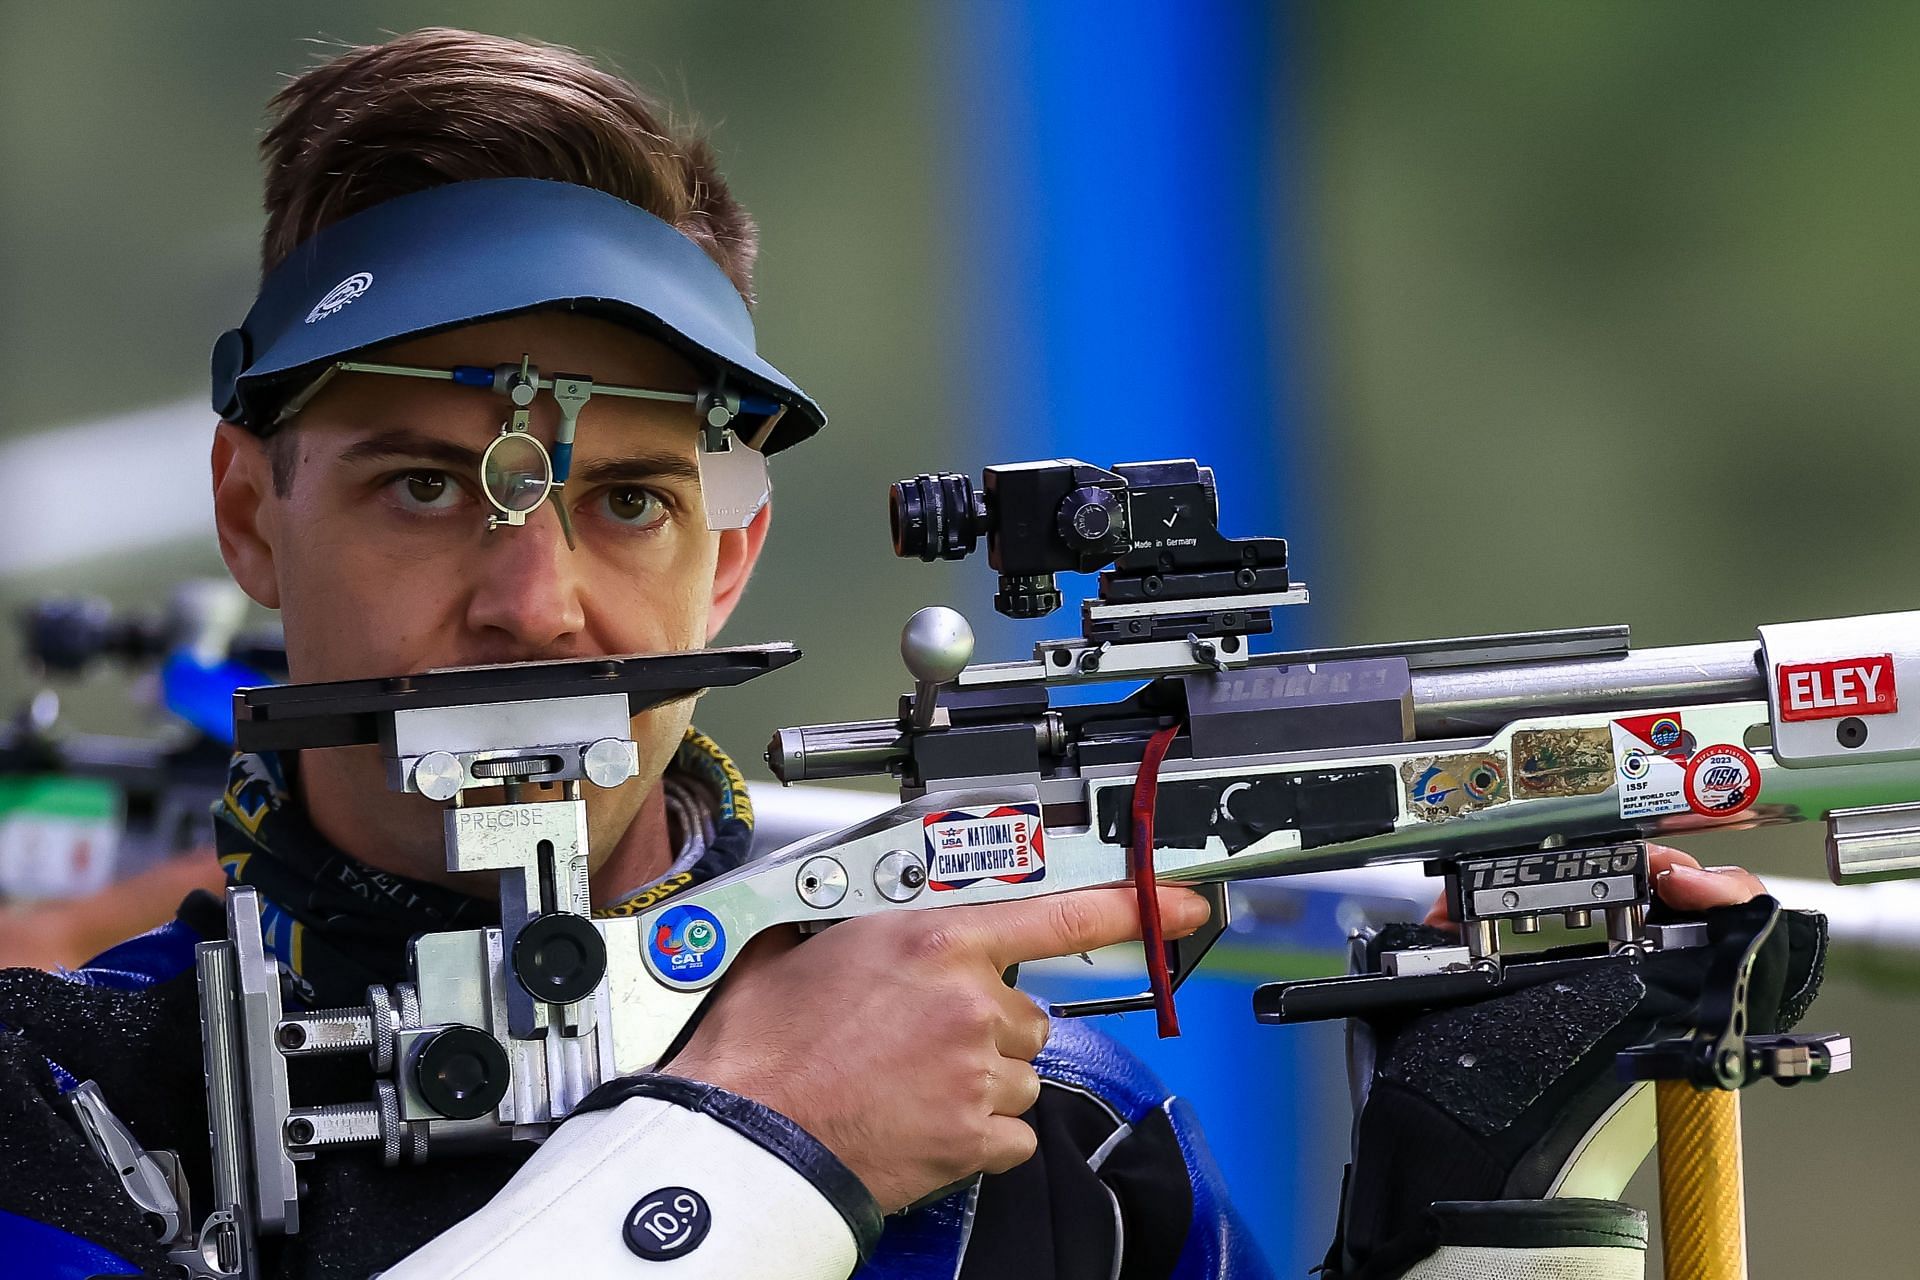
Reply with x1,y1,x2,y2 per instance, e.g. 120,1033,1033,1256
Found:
889,471,988,562
888,459,1287,622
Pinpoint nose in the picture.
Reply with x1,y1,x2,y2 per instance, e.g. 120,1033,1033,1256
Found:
463,504,588,657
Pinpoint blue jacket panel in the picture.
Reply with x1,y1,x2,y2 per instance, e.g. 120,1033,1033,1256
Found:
0,1201,141,1279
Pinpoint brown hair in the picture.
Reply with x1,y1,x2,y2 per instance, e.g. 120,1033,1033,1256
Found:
260,28,757,298
255,28,756,490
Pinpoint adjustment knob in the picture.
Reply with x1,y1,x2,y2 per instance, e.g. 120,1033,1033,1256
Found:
511,913,609,1006
413,1026,511,1121
1057,485,1127,558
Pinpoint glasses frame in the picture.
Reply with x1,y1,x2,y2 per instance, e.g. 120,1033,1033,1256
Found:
275,354,784,544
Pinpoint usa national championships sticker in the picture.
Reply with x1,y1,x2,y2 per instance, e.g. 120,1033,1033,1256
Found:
924,804,1045,891
646,904,728,982
1683,744,1761,818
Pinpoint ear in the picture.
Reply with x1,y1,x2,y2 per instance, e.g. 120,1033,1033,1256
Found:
705,502,772,640
212,422,283,610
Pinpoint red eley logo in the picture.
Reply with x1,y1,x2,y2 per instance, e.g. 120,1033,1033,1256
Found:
1683,744,1761,817
1777,655,1897,722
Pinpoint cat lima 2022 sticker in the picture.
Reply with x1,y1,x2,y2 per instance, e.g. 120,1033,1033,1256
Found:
924,804,1044,891
646,904,728,982
1683,744,1761,818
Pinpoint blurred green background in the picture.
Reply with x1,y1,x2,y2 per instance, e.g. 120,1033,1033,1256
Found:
4,2,1917,1274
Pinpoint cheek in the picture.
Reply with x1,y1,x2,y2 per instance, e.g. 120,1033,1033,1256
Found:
583,534,721,653
630,698,698,791
274,500,466,681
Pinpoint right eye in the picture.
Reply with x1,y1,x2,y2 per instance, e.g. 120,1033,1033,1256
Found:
390,470,462,512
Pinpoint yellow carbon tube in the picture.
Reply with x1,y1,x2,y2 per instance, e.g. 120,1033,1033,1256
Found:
1656,1081,1747,1280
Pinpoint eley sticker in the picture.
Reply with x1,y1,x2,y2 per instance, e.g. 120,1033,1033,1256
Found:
924,804,1045,891
1684,744,1761,818
1611,713,1696,818
646,904,727,982
1777,655,1898,722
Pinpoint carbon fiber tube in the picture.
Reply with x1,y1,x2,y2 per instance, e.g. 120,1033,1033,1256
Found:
1655,1081,1748,1280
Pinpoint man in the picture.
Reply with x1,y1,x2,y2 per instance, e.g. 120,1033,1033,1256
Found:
0,28,1808,1280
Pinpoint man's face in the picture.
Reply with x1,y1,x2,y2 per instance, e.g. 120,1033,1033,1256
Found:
211,311,768,882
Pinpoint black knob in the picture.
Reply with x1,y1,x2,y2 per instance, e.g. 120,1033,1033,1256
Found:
1056,485,1127,558
413,1026,511,1120
512,912,609,1006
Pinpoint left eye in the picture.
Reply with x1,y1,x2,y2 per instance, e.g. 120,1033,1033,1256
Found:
601,486,668,527
391,470,462,512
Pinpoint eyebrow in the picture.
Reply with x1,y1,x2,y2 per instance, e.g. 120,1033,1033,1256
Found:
337,430,482,471
337,429,704,488
573,453,704,488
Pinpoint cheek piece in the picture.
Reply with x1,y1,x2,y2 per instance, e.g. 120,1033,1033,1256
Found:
209,177,826,543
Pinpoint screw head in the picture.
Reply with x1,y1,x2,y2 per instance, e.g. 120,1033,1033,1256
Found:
874,850,928,902
411,751,464,802
582,737,636,789
795,856,849,909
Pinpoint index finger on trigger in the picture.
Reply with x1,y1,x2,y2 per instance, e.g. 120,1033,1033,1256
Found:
974,886,1211,967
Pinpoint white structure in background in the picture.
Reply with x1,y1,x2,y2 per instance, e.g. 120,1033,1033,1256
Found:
2,399,215,576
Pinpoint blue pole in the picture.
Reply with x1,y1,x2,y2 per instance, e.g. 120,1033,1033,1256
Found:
937,2,1328,1269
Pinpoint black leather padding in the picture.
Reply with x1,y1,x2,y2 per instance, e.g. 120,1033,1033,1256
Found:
1429,1198,1647,1251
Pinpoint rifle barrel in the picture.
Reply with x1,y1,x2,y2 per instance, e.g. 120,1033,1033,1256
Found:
1411,642,1765,736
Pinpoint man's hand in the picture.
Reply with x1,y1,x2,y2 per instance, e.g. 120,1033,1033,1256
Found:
1423,843,1767,927
664,885,1211,1213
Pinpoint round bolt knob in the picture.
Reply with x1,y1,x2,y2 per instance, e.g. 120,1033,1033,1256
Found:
511,913,608,1005
901,607,974,685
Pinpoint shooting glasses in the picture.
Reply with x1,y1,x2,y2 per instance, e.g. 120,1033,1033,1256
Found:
271,353,785,541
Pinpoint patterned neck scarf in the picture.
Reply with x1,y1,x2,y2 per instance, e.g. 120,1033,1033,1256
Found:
212,729,756,1007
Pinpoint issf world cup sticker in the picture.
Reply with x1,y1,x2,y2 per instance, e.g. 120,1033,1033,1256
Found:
1611,712,1696,818
924,804,1045,892
647,904,727,982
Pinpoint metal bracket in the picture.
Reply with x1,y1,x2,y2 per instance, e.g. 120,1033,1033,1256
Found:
68,1080,183,1243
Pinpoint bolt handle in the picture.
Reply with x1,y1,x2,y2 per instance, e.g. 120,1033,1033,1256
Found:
901,607,975,730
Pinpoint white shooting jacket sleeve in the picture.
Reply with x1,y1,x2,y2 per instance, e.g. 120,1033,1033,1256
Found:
380,1077,882,1279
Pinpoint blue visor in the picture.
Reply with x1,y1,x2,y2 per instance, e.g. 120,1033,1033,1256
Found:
211,178,824,453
